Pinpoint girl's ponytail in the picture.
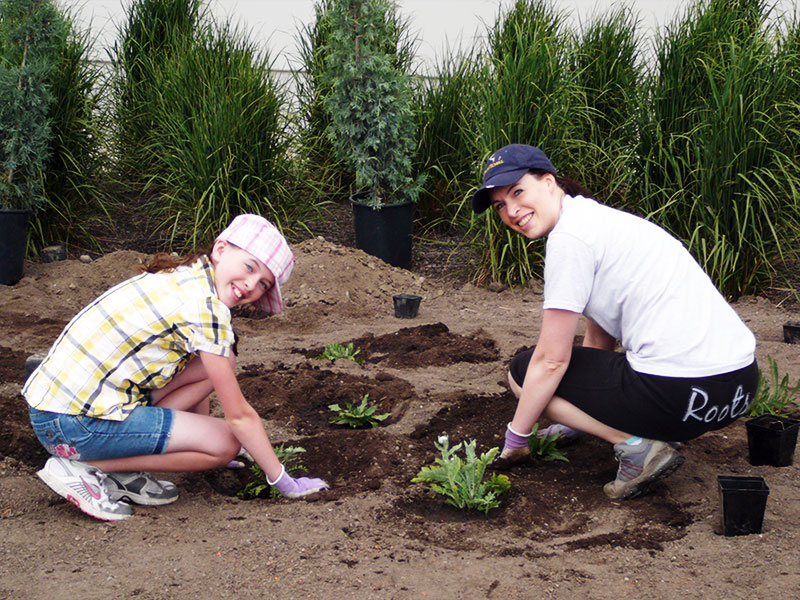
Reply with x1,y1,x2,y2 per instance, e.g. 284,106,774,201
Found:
139,250,209,274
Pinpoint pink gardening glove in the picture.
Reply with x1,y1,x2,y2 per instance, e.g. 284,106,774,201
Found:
268,465,329,498
493,423,531,470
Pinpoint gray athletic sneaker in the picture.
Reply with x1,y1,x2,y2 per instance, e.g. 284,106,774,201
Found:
603,439,685,500
105,472,179,506
37,457,133,521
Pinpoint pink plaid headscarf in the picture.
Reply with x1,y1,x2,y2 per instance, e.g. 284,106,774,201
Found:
215,214,294,314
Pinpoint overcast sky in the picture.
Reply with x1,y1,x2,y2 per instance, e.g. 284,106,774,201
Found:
65,0,797,70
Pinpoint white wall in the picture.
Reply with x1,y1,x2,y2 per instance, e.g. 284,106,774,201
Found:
64,0,797,71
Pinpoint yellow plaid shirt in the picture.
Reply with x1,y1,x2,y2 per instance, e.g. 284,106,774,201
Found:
23,256,234,420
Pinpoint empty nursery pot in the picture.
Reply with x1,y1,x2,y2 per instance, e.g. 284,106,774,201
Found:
717,475,769,536
24,353,46,382
745,414,800,467
784,321,800,344
393,293,421,318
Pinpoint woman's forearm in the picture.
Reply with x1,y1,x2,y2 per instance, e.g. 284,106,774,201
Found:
510,355,569,433
510,309,579,433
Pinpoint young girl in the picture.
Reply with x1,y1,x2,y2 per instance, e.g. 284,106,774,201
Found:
24,214,327,521
472,144,758,500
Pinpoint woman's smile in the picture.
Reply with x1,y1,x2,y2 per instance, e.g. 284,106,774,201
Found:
490,172,563,239
517,212,534,228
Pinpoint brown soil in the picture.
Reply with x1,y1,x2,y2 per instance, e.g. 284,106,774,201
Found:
1,228,799,599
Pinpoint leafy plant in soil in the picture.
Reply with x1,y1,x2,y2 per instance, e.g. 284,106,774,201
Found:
237,444,307,500
328,394,389,428
749,355,800,417
527,423,569,462
412,435,510,515
315,341,364,363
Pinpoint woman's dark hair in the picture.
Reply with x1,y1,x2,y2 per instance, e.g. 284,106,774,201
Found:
529,169,593,199
139,249,209,274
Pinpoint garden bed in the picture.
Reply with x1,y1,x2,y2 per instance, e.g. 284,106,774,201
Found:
1,238,799,599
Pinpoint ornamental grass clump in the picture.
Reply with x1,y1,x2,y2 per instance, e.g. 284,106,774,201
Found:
412,435,510,515
329,394,390,428
748,356,800,417
635,0,800,298
237,444,308,500
474,0,580,286
412,49,483,228
110,0,203,183
139,23,292,245
110,0,301,247
568,5,642,212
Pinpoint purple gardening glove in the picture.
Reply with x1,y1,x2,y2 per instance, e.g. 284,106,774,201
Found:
493,423,532,470
538,423,581,445
268,465,329,498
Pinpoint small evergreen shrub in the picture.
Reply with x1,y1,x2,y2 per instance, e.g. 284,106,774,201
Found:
323,0,423,207
0,0,68,213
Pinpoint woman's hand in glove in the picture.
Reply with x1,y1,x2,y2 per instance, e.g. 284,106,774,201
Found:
492,423,532,470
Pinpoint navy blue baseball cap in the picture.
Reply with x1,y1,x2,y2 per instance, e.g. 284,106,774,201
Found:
471,144,557,214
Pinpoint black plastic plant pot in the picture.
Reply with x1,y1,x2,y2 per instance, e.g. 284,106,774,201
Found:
745,414,800,467
717,475,769,536
24,353,46,382
784,321,800,344
393,293,421,318
0,209,30,286
350,196,414,269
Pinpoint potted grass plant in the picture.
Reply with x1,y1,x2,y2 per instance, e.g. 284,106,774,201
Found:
745,356,800,467
323,0,423,268
0,0,66,285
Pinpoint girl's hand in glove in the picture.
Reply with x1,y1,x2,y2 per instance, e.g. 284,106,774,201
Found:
269,465,329,498
492,423,531,470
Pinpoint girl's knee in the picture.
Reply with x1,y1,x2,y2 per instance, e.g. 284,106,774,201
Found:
220,435,240,462
207,428,240,467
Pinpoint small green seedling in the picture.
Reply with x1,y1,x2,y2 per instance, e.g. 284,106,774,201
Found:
748,355,800,417
412,435,510,514
315,342,364,363
527,423,569,462
237,444,308,500
329,394,390,428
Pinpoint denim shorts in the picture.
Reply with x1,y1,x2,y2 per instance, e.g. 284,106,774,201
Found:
29,405,174,462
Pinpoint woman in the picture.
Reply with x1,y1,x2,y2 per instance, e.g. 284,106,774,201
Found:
473,144,757,500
